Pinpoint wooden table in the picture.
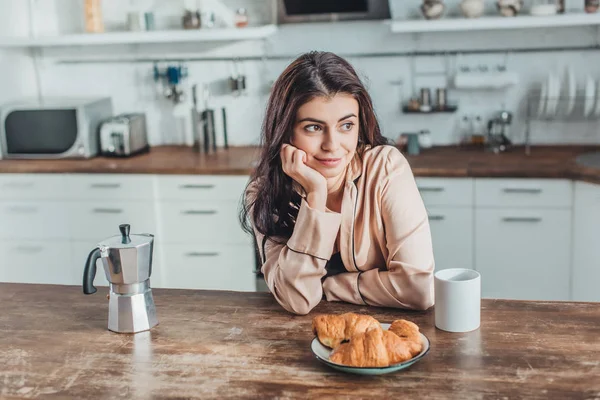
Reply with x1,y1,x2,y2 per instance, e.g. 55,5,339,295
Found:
1,284,599,399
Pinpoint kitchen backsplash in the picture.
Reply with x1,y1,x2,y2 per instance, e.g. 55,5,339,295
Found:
1,0,600,147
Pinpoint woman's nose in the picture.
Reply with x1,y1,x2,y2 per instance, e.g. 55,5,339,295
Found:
321,131,340,151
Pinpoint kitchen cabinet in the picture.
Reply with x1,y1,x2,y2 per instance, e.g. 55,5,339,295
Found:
474,179,573,301
416,178,474,271
0,173,255,292
572,181,600,302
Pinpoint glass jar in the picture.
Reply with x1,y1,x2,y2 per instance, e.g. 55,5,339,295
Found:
586,0,600,13
235,8,249,28
84,0,104,33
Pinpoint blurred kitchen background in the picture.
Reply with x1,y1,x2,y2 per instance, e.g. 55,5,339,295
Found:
1,0,599,303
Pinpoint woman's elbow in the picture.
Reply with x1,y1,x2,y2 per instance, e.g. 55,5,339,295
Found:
285,297,320,315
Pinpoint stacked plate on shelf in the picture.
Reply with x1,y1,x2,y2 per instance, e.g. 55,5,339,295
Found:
535,66,600,119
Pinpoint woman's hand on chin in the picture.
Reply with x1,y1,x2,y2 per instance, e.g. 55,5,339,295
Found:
281,144,327,211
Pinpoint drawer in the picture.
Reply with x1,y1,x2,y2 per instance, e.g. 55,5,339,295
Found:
0,174,68,200
156,175,249,201
0,240,75,285
69,201,156,241
70,240,164,288
475,179,572,208
68,174,155,201
160,244,255,291
415,178,474,207
158,201,250,244
0,201,69,239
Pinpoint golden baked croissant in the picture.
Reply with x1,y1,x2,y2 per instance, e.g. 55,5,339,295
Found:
312,312,380,349
329,328,413,367
389,319,423,356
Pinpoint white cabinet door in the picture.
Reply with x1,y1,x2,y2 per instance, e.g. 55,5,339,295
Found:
0,201,70,239
160,244,255,291
475,208,571,301
0,240,74,285
69,201,156,241
158,201,250,245
427,207,473,271
416,178,474,207
572,182,600,302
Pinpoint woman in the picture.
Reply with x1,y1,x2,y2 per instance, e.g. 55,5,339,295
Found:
241,51,434,315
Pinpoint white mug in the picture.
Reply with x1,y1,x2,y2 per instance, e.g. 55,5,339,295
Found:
434,268,481,333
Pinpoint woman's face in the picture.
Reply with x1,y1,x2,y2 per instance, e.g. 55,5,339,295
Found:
291,93,360,181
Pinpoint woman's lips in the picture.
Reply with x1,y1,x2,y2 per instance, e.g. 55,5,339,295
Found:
314,157,342,167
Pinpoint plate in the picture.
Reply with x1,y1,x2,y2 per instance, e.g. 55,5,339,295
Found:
310,323,431,375
545,72,559,117
584,75,595,118
564,66,576,116
537,81,547,118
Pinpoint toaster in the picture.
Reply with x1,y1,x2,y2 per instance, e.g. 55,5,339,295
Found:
99,113,149,157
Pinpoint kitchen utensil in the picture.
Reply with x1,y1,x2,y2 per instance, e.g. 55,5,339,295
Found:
497,0,523,16
310,324,430,375
421,0,445,19
403,133,421,155
84,0,104,33
419,130,433,149
436,88,447,109
486,112,513,153
192,84,228,153
434,268,481,333
531,0,558,16
586,0,599,13
83,224,158,334
99,113,149,157
460,0,485,18
420,88,432,112
183,9,201,29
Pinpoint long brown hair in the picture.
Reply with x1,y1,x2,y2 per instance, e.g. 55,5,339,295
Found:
240,51,388,241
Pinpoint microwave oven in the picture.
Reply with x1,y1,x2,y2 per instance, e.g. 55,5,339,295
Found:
0,97,113,159
277,0,390,23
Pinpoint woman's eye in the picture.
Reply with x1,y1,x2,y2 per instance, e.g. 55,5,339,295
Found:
305,125,321,132
341,122,354,131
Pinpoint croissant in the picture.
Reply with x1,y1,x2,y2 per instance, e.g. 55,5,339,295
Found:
329,328,413,367
312,312,380,349
389,319,423,356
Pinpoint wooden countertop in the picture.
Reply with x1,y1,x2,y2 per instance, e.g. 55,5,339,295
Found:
0,145,599,184
1,283,599,399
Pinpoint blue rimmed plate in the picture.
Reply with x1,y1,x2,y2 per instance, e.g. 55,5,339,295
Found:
310,323,430,375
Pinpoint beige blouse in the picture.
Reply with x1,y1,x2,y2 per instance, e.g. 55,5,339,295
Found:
247,145,435,315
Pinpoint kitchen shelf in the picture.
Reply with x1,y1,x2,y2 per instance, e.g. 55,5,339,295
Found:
0,24,277,48
403,105,458,114
389,13,600,33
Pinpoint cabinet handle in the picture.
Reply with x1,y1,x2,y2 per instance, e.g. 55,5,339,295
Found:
92,208,123,214
90,183,121,189
185,252,220,257
418,187,445,192
181,210,217,215
502,188,542,194
3,181,34,189
502,217,542,223
428,215,445,221
8,206,38,214
179,184,215,190
13,245,44,254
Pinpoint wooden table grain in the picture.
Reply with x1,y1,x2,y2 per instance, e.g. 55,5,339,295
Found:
1,283,599,400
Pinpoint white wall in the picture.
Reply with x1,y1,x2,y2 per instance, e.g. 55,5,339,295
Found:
1,0,600,147
0,0,37,104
